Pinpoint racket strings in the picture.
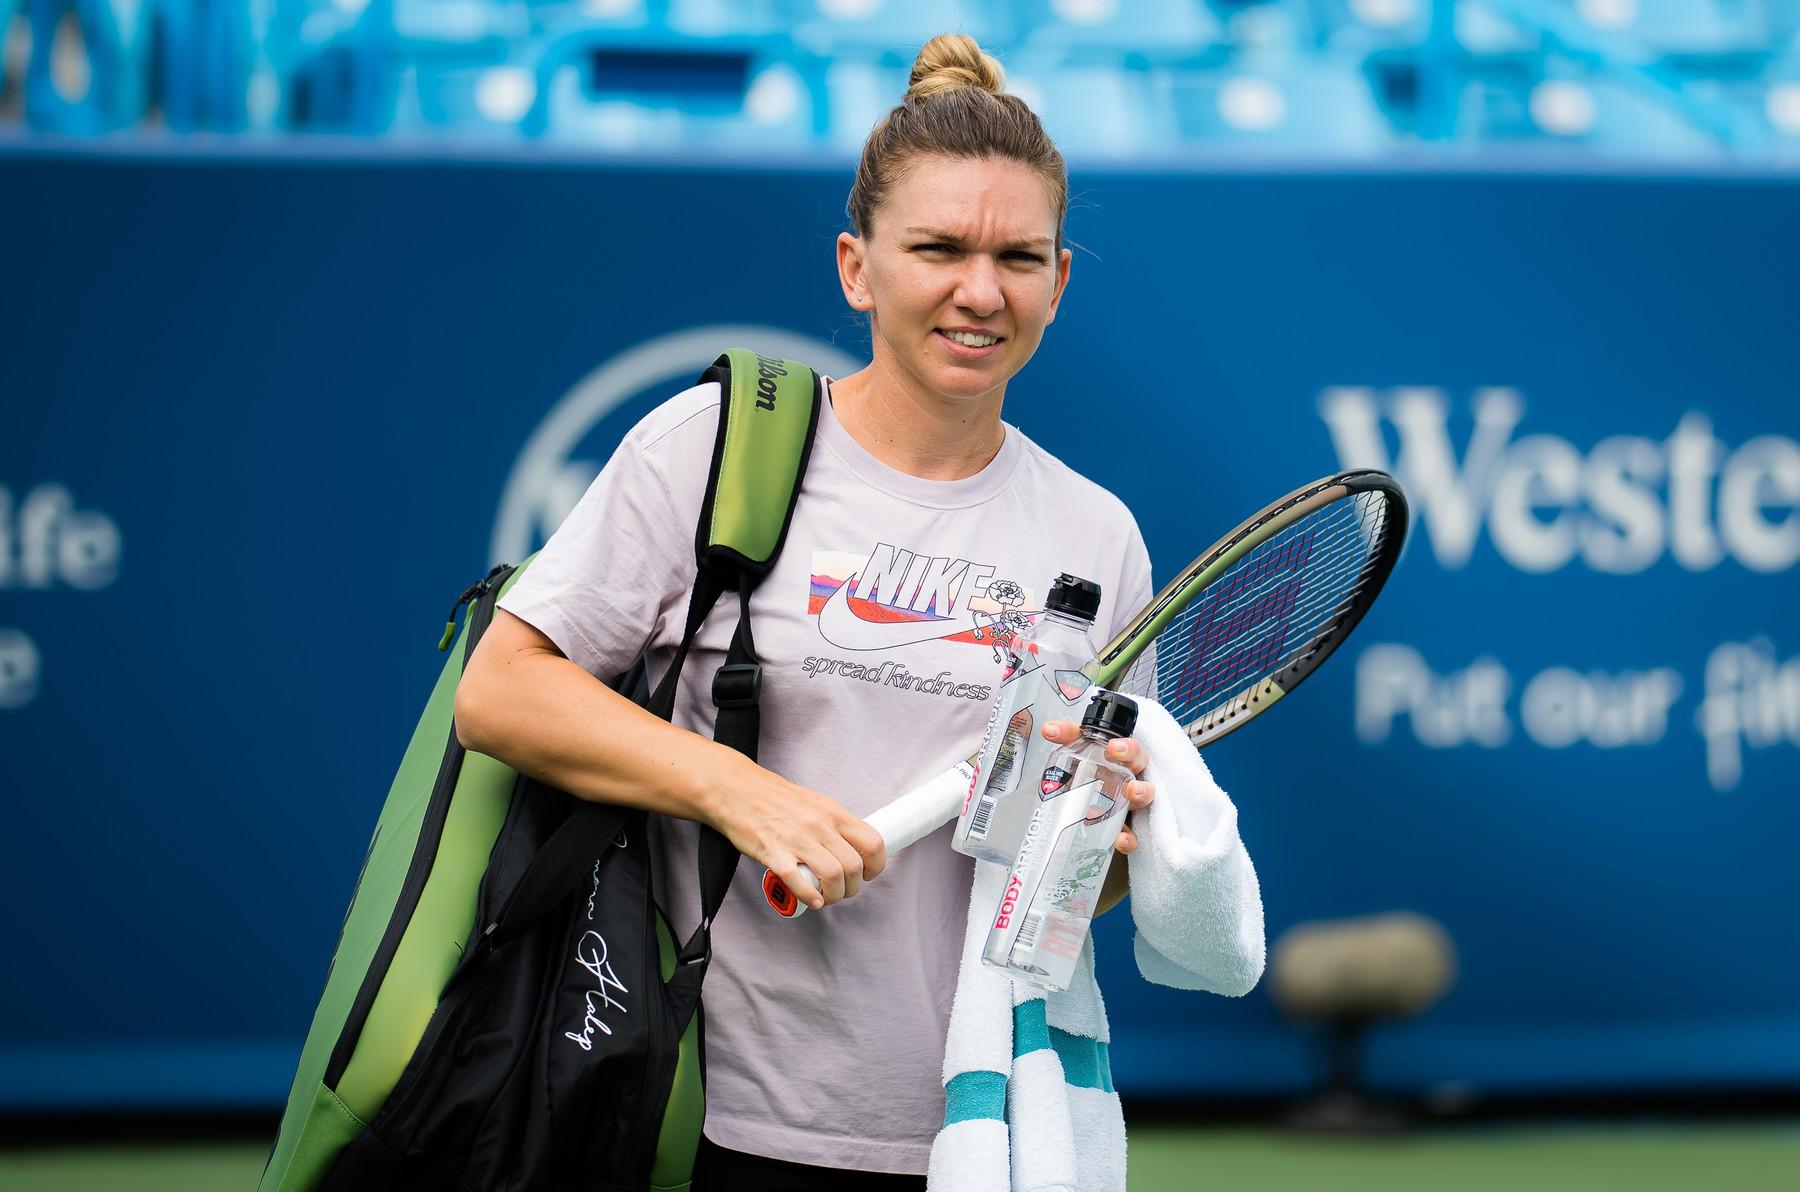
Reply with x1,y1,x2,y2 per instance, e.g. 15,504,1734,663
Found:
1151,492,1394,722
1158,527,1330,708
1153,506,1381,685
1154,507,1375,681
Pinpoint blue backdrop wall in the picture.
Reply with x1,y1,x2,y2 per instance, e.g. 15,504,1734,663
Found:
3,148,1797,1108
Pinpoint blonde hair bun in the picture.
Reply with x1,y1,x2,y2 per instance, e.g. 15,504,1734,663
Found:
906,33,1006,100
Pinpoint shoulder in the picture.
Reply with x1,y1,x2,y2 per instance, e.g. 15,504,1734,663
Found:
1008,424,1143,536
1008,425,1156,612
621,380,723,463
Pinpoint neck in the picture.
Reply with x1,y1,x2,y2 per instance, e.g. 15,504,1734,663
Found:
828,358,1008,482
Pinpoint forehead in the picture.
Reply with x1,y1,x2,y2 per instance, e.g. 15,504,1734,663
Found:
878,154,1059,242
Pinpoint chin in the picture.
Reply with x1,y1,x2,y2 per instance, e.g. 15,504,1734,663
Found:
920,354,1017,401
928,371,1007,405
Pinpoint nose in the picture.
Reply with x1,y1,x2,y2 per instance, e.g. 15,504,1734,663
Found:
953,254,1004,319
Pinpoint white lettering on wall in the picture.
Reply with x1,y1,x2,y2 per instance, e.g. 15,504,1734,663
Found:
1519,666,1683,749
1717,438,1800,573
1319,389,1800,574
1695,640,1800,792
0,630,40,709
1354,644,1512,747
0,484,123,591
0,483,122,712
1356,642,1798,793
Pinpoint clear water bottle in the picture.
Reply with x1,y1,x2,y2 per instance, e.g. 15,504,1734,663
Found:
954,574,1103,866
982,691,1139,993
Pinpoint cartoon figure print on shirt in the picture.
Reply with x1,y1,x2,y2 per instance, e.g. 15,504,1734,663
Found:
800,540,1040,703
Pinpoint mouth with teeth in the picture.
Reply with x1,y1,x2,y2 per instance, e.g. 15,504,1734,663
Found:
937,328,1005,354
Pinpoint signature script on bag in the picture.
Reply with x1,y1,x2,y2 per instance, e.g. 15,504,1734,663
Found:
564,858,631,1051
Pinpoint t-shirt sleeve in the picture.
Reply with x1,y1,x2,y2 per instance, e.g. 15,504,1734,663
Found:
1110,514,1158,702
496,401,707,678
1115,524,1155,638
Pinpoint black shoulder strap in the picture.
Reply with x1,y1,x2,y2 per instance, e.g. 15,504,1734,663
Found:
476,351,822,963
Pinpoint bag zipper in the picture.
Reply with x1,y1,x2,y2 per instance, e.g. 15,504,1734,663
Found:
439,564,510,651
324,564,516,1088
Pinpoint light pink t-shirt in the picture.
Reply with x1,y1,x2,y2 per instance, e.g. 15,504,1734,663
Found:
499,380,1153,1174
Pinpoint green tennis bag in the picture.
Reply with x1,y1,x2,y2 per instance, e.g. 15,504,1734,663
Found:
262,349,823,1191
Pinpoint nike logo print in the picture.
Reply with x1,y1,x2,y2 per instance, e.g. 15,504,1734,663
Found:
816,576,982,651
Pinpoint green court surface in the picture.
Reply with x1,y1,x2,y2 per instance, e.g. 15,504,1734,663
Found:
1130,1124,1800,1191
2,1124,1798,1190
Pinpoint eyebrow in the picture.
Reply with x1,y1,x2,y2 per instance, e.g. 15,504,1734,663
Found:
904,227,1055,250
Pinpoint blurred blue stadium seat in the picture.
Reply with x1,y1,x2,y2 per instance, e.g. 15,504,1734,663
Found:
1302,0,1435,50
277,0,394,133
387,0,528,136
1454,65,1723,151
394,0,528,45
1006,54,1177,154
0,0,17,99
18,0,254,134
1452,0,1542,52
523,0,648,30
521,28,822,150
1764,78,1800,157
1016,0,1222,58
668,0,784,38
779,0,1012,54
1726,51,1800,154
22,0,149,134
1163,59,1393,152
822,50,905,150
1563,0,1771,55
393,58,525,137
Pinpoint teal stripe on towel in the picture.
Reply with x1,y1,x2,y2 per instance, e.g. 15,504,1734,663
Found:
943,1070,1007,1126
1013,1000,1052,1054
1050,1031,1115,1094
1011,1001,1115,1093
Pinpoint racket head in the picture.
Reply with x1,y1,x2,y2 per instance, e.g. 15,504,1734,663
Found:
1092,470,1407,747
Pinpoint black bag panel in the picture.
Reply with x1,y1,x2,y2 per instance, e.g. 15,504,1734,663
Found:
324,786,698,1191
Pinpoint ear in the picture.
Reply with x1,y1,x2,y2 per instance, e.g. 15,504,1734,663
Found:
1044,246,1073,325
837,231,873,311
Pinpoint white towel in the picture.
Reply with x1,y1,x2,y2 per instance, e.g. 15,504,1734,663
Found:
928,695,1265,1191
1126,694,1267,997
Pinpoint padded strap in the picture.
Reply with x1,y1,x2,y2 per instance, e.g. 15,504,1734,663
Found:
694,350,821,581
466,352,818,969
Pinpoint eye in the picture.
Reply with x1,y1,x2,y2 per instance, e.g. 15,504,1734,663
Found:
913,242,956,254
1004,251,1048,265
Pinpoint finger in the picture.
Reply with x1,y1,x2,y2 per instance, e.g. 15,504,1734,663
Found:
803,846,848,907
776,860,826,913
1125,779,1155,810
842,817,889,882
1114,825,1138,854
830,836,866,901
1105,735,1150,777
1042,719,1081,743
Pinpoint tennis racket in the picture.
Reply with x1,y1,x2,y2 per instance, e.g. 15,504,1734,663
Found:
761,469,1408,917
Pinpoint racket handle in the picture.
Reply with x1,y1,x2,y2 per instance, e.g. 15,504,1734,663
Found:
762,756,977,918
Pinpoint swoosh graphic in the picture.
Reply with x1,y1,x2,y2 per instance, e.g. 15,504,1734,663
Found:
816,577,981,651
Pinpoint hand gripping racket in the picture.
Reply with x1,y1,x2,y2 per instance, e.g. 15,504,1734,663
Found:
761,469,1408,917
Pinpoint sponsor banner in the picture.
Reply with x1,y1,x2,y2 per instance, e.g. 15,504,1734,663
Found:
1,151,1796,1106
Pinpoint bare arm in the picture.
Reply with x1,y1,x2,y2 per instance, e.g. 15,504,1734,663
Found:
454,608,885,910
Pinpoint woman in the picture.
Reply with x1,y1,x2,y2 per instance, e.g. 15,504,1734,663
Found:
455,34,1157,1189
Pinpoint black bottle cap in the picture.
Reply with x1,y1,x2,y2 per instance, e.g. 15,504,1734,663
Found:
1082,690,1138,738
1046,574,1102,623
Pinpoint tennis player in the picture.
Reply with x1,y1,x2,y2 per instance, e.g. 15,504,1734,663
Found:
456,34,1157,1189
